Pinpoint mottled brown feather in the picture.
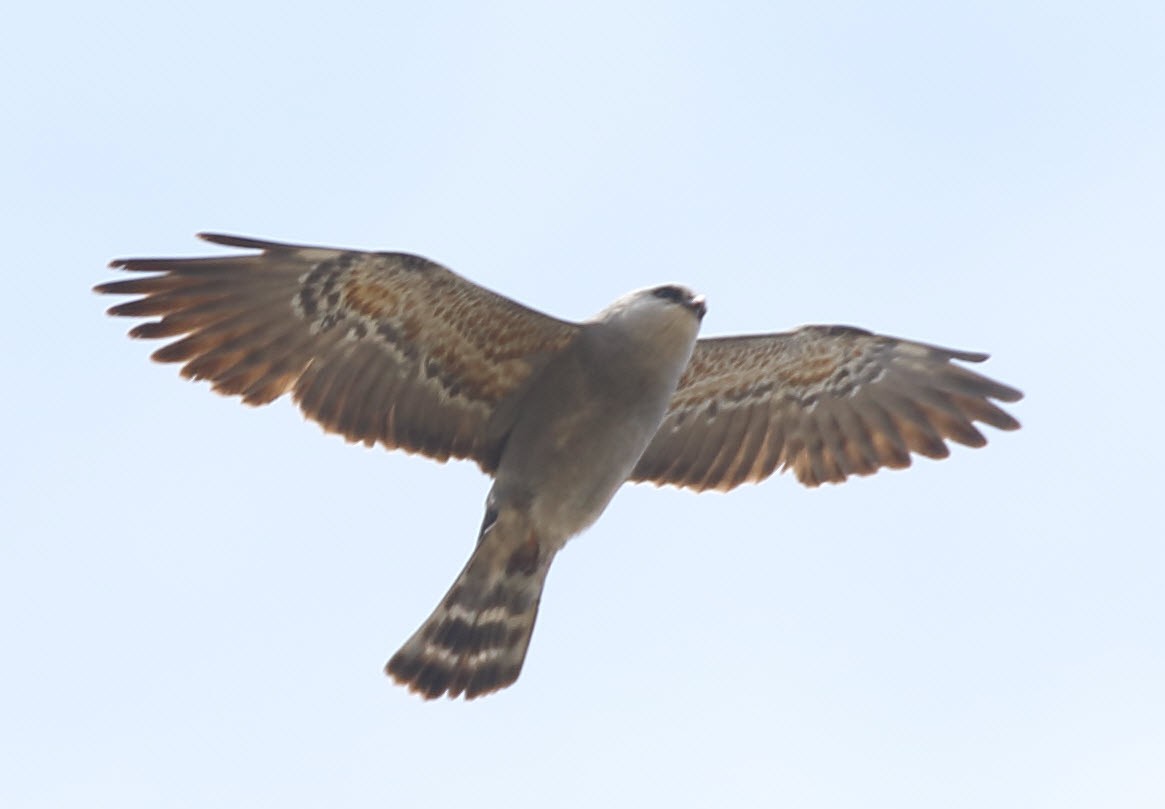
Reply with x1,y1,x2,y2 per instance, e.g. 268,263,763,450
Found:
97,233,579,473
632,327,1022,490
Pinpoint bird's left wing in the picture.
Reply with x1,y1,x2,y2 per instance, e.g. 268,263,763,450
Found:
96,234,579,473
629,326,1022,491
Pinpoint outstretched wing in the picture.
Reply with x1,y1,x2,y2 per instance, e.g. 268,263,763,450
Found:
630,325,1022,491
96,233,579,473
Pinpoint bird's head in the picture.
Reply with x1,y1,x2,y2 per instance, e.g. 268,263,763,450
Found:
590,284,706,363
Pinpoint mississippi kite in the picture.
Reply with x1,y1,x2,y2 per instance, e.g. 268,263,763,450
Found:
96,233,1022,700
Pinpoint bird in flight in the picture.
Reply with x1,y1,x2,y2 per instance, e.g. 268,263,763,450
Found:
97,233,1022,700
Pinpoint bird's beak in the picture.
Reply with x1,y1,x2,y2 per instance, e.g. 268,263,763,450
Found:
689,294,707,320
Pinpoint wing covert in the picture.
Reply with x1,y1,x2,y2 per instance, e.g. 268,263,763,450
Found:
630,326,1022,490
96,233,579,472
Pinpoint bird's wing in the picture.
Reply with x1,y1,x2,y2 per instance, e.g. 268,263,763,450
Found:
96,234,579,473
629,325,1022,490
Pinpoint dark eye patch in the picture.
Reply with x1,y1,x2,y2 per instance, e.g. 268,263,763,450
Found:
652,285,688,304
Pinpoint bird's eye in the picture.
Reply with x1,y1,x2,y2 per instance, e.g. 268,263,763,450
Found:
652,286,687,304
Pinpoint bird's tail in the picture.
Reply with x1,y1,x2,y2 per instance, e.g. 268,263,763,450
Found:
385,508,553,700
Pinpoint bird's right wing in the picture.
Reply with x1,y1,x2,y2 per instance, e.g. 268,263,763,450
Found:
96,233,580,473
630,326,1022,491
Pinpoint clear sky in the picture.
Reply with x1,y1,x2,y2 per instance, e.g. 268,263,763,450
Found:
3,2,1163,807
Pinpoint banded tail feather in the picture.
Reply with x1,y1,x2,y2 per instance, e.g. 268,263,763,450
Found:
386,508,553,700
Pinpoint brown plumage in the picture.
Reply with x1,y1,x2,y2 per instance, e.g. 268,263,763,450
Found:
97,233,1022,700
631,326,1022,490
99,233,577,473
385,508,549,699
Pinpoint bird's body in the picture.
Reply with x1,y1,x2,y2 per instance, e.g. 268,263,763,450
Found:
97,233,1022,700
493,288,703,543
388,289,705,696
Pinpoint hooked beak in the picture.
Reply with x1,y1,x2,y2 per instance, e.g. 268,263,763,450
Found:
689,294,707,320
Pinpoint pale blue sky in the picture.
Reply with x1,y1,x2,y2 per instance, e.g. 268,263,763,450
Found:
2,2,1163,807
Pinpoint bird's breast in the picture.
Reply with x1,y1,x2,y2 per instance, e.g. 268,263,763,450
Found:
490,337,687,542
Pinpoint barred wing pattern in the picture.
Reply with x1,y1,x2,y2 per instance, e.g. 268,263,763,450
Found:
631,326,1022,490
96,234,579,473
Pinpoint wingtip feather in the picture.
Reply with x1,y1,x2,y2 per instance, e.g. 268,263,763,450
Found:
196,232,299,251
